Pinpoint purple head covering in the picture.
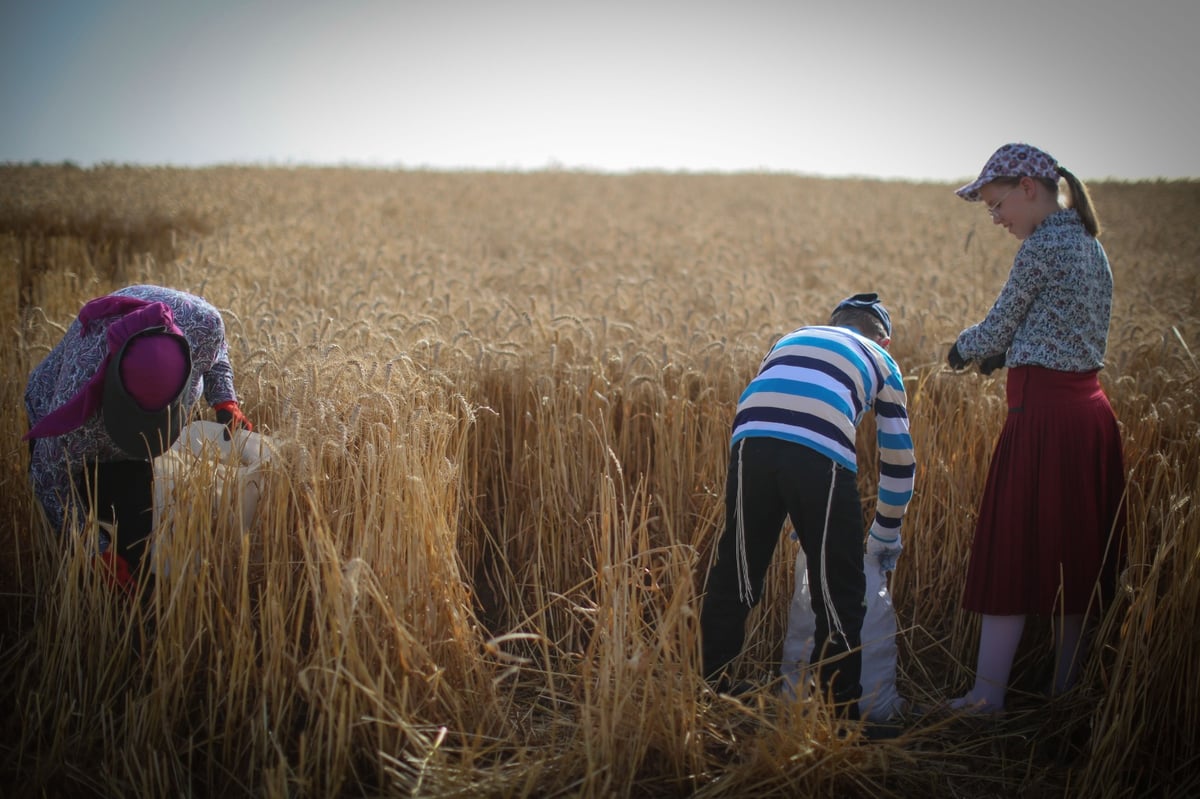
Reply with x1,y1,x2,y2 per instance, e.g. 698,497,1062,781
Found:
119,334,189,411
24,295,189,441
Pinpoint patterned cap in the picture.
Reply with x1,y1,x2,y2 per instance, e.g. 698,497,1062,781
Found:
833,292,891,337
955,143,1060,202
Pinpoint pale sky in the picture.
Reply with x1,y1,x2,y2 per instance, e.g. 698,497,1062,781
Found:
2,0,1197,182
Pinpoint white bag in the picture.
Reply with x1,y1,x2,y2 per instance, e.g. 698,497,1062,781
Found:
151,421,273,573
780,546,904,721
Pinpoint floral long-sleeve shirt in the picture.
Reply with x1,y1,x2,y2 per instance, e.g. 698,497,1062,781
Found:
955,209,1113,372
25,285,238,533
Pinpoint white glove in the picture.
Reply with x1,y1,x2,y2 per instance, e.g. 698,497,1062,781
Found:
867,528,902,572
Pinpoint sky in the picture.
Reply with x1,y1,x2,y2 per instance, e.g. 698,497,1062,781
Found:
2,0,1198,182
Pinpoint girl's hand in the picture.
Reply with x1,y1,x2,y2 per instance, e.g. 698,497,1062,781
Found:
947,343,968,370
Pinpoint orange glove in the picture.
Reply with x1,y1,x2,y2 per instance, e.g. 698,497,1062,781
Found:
214,400,253,434
98,550,137,596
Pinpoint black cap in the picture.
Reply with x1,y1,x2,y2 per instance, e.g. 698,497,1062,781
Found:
833,292,892,337
101,328,192,459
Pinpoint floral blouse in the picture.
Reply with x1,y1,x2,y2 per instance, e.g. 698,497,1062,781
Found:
25,285,238,533
956,209,1113,372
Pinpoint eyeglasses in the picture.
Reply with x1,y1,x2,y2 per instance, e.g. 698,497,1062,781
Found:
985,186,1019,219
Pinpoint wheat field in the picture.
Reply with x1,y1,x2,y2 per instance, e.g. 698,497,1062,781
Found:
1,165,1197,798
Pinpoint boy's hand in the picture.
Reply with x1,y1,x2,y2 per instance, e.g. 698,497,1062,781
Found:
867,530,902,572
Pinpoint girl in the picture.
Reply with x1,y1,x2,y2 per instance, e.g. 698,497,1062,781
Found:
946,143,1126,713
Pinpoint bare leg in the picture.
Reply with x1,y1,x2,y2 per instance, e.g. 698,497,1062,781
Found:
950,614,1025,713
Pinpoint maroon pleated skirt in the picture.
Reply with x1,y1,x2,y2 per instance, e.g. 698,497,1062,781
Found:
962,366,1127,615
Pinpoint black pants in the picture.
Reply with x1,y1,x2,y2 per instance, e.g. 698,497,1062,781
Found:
700,437,866,711
75,460,156,575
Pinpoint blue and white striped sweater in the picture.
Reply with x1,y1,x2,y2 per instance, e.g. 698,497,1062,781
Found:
730,325,914,538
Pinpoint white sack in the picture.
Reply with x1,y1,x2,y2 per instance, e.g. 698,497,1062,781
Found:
780,546,904,721
151,421,273,573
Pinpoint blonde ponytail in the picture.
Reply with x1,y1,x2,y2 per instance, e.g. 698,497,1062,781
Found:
1057,166,1102,237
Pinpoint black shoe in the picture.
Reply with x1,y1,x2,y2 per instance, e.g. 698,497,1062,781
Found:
861,719,906,741
710,677,757,697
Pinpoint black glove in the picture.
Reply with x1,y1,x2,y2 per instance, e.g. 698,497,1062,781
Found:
947,342,968,371
979,352,1007,375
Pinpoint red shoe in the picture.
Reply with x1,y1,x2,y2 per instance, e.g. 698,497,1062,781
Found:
97,551,138,595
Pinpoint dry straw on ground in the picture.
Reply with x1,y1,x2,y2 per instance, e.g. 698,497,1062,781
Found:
1,165,1197,797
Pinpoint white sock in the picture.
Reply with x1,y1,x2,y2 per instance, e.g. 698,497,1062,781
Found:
952,614,1025,711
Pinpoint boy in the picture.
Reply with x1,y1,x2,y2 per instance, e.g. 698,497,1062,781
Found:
699,293,914,720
